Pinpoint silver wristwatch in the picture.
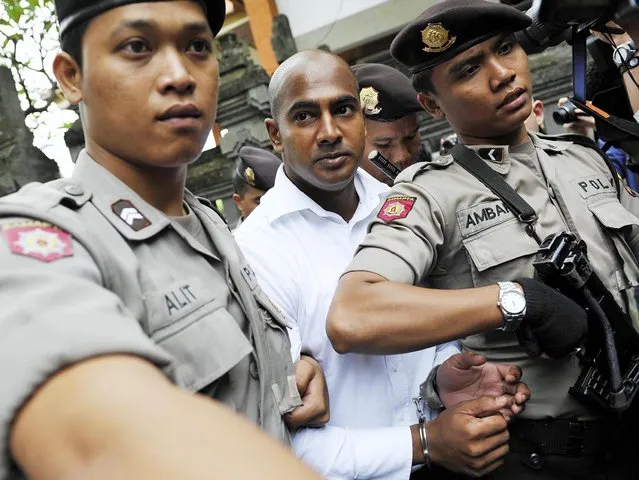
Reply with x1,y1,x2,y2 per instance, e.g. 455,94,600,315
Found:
497,281,526,331
613,41,638,71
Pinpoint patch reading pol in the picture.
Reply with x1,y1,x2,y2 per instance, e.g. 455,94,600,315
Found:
457,200,515,237
377,196,416,222
572,175,615,200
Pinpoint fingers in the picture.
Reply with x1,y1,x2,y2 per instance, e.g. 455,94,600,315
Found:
472,413,509,438
514,382,530,405
502,364,522,384
461,427,510,477
448,351,487,371
458,395,508,418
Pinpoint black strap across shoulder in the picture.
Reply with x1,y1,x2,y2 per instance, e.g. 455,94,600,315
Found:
450,143,541,243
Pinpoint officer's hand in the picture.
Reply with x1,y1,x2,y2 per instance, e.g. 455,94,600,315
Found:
284,355,330,430
517,277,588,358
437,352,530,420
427,396,510,477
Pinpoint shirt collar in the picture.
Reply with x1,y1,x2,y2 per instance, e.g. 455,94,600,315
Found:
263,165,389,224
72,150,171,240
528,131,573,153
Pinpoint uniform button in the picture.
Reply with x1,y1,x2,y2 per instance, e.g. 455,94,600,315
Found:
249,359,259,379
392,367,398,373
64,185,84,196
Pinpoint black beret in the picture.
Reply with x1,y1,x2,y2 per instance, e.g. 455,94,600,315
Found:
390,0,531,75
351,63,422,122
56,0,226,38
235,146,281,192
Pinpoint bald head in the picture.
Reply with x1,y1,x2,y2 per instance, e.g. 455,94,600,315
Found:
268,50,358,121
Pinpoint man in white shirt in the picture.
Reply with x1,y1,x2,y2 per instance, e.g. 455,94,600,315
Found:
236,50,529,480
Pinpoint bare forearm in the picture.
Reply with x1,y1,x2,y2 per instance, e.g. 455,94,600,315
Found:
623,71,639,114
11,356,320,480
327,272,503,354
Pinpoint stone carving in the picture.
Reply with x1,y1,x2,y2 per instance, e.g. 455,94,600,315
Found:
0,66,59,196
271,14,298,64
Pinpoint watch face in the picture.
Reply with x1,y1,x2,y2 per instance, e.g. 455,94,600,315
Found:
502,291,526,314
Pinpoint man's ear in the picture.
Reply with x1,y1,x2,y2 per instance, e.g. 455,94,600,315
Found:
264,118,283,153
232,193,243,212
532,99,545,126
52,52,83,104
418,92,445,120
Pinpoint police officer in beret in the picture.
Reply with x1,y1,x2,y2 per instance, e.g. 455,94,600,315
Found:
328,0,639,478
0,1,327,479
232,145,281,226
352,63,430,186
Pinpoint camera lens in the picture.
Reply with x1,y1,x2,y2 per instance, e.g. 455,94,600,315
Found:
553,103,578,125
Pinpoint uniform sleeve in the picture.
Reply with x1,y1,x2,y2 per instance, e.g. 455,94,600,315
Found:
346,180,447,285
292,425,413,480
0,218,173,477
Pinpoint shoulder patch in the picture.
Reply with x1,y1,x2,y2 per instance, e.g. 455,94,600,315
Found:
377,196,416,222
2,221,74,262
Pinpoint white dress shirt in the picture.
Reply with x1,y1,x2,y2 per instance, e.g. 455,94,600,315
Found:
236,167,460,480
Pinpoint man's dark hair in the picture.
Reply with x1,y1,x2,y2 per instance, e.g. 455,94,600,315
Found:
412,68,435,94
59,18,92,69
233,175,249,196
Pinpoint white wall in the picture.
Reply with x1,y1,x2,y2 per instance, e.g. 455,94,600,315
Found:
275,0,435,52
275,0,389,38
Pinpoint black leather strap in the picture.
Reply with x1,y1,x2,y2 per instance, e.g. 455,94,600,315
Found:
450,144,541,243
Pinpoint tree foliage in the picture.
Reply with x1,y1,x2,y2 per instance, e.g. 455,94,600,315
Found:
1,0,62,116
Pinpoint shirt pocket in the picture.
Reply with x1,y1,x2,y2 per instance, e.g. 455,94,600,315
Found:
588,198,639,289
144,278,253,392
462,218,539,285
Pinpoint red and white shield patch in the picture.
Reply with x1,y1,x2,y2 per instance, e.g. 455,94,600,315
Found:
3,222,74,262
377,196,416,222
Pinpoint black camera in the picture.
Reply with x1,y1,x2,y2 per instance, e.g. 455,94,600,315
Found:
516,0,639,54
552,102,580,125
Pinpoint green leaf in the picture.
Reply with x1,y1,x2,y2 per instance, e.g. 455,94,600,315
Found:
6,3,23,23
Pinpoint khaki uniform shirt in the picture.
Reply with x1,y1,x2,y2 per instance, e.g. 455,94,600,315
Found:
347,132,639,419
0,151,301,478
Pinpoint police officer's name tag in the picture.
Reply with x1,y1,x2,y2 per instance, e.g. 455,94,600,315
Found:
457,200,514,237
573,175,615,199
145,277,216,333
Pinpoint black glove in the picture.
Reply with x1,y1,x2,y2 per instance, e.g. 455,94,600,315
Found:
516,277,588,359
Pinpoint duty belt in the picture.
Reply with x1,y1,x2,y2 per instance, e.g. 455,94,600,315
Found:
509,419,612,457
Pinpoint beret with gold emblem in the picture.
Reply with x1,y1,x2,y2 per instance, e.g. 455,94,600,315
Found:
235,146,281,192
351,63,422,121
390,0,531,75
55,0,226,38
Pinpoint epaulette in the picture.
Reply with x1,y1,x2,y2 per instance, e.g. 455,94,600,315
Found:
536,132,620,199
395,153,454,183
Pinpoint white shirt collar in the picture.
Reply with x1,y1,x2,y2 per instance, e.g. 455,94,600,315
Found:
262,165,389,225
